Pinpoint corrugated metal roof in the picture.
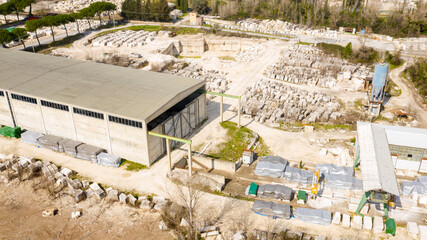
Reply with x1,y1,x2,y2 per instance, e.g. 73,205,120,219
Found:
0,49,205,123
357,122,399,196
379,123,427,149
372,64,388,88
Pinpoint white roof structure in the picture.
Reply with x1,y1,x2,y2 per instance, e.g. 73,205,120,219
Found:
357,122,400,196
380,124,427,149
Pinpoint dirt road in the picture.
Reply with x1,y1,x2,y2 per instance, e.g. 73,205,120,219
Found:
387,62,427,127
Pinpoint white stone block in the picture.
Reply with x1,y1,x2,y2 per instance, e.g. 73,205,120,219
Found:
332,212,341,225
342,214,350,228
407,222,418,239
363,216,372,230
351,215,363,230
419,225,427,240
373,216,383,234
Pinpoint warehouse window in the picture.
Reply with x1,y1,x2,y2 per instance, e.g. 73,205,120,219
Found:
0,91,4,97
11,93,37,104
109,115,142,128
41,100,69,112
73,107,104,120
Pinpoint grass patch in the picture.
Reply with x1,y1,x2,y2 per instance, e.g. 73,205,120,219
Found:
255,137,270,157
209,121,269,162
120,159,148,171
389,61,404,70
203,23,213,28
386,80,402,96
354,98,364,109
218,56,237,61
297,41,312,45
30,33,85,54
70,173,90,182
177,55,201,59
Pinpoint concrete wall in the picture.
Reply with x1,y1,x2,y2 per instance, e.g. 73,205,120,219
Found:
0,92,13,127
193,156,241,173
73,113,110,150
41,106,75,139
148,124,165,164
10,97,44,133
108,121,149,166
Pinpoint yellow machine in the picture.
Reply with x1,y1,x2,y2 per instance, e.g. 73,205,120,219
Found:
311,171,320,195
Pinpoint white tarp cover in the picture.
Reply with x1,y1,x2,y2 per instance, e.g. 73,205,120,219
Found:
76,144,105,162
315,163,354,176
254,156,288,178
283,166,314,185
37,135,63,151
251,200,291,219
294,208,331,226
96,152,121,168
21,130,43,145
257,184,293,201
58,139,83,156
325,173,362,190
401,176,427,195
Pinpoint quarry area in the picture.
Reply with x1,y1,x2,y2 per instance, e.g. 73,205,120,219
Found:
1,3,427,239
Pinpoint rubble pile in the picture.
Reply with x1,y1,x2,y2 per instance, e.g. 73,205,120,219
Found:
91,30,157,47
163,61,230,94
51,0,123,13
264,44,372,88
219,19,338,38
0,154,169,210
233,44,266,63
241,79,342,124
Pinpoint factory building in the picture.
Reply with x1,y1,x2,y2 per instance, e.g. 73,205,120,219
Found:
356,122,427,173
0,49,207,166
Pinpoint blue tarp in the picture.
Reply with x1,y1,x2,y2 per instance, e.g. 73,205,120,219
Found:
370,64,389,102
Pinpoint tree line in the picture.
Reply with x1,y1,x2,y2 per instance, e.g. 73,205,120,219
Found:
25,2,116,46
120,0,170,21
0,0,34,22
214,0,426,38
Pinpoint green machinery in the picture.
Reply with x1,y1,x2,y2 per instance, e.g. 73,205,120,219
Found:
355,191,395,218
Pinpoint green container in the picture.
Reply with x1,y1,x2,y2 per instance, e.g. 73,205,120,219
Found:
385,218,396,236
0,126,22,138
298,190,306,201
248,182,258,196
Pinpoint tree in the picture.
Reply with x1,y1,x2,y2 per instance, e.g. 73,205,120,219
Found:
41,15,60,42
25,18,42,46
19,0,35,17
70,12,82,33
79,7,95,30
55,14,73,37
11,27,28,49
0,29,14,47
121,0,141,20
8,0,24,21
88,2,117,24
192,0,209,14
142,0,152,21
342,42,353,59
0,3,13,24
152,0,170,22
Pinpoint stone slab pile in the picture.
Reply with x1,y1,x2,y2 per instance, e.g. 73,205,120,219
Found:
91,30,156,47
264,44,372,88
163,61,230,94
241,79,342,123
233,44,266,63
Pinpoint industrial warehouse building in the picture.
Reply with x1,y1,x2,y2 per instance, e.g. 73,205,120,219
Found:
0,49,207,166
356,122,427,173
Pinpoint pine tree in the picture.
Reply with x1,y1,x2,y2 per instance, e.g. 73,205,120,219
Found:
142,0,152,21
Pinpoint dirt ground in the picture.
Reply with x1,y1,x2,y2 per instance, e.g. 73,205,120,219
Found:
0,175,172,240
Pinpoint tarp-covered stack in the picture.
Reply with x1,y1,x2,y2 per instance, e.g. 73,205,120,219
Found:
76,144,105,162
58,139,82,157
254,156,288,178
401,176,427,195
0,126,21,138
37,135,63,151
325,174,362,190
257,184,293,201
315,163,354,176
21,130,43,145
251,200,291,219
283,166,314,185
97,152,121,168
315,163,361,190
294,208,332,226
